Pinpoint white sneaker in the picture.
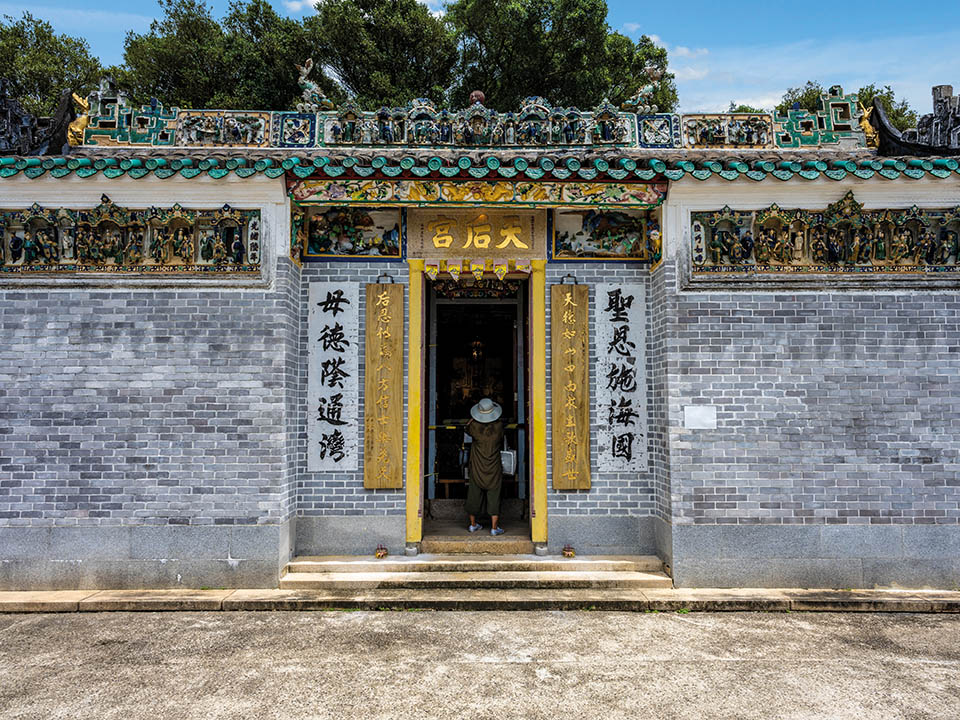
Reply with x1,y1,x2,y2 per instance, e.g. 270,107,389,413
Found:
468,523,483,533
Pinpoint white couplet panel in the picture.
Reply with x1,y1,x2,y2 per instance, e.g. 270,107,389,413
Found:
595,282,648,472
308,282,360,471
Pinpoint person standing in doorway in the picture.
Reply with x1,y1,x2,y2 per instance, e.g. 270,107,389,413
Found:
465,398,505,535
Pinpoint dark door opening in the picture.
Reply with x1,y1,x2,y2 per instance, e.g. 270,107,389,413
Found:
424,279,529,538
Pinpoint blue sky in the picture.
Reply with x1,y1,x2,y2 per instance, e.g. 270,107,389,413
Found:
2,0,959,114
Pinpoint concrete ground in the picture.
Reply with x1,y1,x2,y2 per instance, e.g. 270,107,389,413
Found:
1,611,958,719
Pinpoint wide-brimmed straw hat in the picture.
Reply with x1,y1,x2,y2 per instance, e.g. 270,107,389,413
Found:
470,398,502,423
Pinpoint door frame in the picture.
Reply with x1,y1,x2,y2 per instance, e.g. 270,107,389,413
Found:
405,259,548,547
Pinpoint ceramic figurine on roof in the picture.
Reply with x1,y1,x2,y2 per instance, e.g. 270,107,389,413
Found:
295,59,335,113
873,85,960,156
621,67,662,114
684,113,772,148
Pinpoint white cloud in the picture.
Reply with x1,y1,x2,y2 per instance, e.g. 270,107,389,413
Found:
282,0,316,11
623,22,642,33
673,46,708,59
673,67,709,82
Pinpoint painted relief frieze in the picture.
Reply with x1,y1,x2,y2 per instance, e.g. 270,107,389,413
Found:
176,111,270,147
553,208,661,262
294,206,402,260
636,114,682,148
691,191,960,275
0,195,261,274
682,113,773,149
289,178,667,208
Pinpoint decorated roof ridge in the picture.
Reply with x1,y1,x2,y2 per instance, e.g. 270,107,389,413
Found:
66,69,869,152
2,150,958,183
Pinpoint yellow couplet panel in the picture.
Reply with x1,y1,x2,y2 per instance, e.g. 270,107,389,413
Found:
529,259,549,544
405,260,425,543
550,284,591,490
364,283,404,489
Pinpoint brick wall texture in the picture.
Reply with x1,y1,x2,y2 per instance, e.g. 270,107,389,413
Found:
3,251,958,537
664,257,960,526
0,257,301,528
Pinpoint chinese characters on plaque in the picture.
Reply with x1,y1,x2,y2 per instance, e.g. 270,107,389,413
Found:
307,283,359,471
551,284,590,490
364,283,404,489
406,209,547,261
595,283,647,472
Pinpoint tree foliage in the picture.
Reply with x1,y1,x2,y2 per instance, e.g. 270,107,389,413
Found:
775,80,918,132
774,81,826,116
728,102,766,113
3,0,678,115
0,12,102,116
305,0,456,108
445,0,676,111
856,83,917,133
119,0,227,109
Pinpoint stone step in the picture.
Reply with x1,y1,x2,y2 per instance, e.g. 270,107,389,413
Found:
285,554,663,574
278,570,673,591
419,536,535,554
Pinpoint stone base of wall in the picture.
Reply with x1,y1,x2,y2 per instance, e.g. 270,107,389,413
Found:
546,516,659,556
671,525,960,589
295,516,406,557
0,521,295,591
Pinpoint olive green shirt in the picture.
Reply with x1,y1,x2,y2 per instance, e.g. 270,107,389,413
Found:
466,419,504,490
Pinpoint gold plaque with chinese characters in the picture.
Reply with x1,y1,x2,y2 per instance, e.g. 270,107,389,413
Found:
407,209,547,260
363,283,404,489
551,284,591,490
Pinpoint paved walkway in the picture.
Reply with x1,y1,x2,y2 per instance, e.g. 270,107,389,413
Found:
2,611,958,719
2,586,960,612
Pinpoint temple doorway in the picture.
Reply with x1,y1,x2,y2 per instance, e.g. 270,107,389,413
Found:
423,277,530,541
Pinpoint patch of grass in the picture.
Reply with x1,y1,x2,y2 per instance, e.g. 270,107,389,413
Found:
675,607,691,614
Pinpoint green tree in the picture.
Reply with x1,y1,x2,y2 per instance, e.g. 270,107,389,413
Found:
774,80,825,116
305,0,456,108
857,83,917,133
120,0,227,109
729,102,766,113
446,0,676,111
0,12,102,116
216,0,324,110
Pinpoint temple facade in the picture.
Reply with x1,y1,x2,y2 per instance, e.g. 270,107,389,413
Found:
1,75,959,590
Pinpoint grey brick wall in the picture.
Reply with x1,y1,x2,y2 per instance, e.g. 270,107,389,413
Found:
665,260,960,527
545,263,663,519
0,257,301,529
296,262,408,518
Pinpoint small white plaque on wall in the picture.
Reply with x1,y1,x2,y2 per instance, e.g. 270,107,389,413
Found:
308,282,360,471
684,405,717,430
595,282,648,472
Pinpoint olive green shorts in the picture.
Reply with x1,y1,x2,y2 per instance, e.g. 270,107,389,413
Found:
465,482,501,518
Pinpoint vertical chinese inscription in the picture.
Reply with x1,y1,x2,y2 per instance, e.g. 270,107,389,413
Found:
551,284,590,490
364,283,404,489
595,282,647,472
308,283,359,471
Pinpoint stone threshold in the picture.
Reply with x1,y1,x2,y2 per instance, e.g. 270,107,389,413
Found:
2,588,960,613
